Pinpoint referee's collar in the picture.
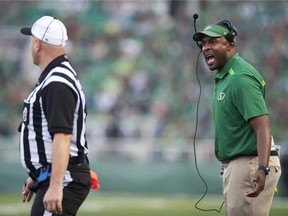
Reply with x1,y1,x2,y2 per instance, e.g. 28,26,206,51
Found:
38,54,68,85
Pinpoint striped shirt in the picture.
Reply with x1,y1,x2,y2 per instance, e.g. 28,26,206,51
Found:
19,54,88,173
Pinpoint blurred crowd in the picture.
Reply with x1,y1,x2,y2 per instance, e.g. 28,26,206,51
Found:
0,0,288,144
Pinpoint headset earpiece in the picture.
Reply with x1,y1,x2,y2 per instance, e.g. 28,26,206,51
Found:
217,20,238,43
193,14,203,50
196,41,203,50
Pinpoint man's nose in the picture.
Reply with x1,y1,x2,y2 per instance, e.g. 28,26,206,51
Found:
201,43,210,51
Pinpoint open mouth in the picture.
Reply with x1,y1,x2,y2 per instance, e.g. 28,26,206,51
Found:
205,54,215,66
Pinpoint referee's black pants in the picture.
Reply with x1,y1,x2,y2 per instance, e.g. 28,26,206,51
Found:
30,163,91,216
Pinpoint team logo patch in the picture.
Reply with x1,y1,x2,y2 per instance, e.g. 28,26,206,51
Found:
23,107,27,122
217,92,225,101
204,25,212,31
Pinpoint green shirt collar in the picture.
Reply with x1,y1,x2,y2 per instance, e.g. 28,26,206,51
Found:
214,53,239,80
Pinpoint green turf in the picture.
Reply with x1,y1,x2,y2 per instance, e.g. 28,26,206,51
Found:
0,193,287,216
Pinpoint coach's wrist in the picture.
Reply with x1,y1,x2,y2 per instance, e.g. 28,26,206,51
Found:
258,166,270,175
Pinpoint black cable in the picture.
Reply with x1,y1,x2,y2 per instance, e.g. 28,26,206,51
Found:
192,50,224,213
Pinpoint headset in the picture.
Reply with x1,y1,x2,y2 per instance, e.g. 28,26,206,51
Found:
217,20,238,44
193,14,238,50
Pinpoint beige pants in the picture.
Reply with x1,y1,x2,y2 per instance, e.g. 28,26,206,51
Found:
222,156,281,216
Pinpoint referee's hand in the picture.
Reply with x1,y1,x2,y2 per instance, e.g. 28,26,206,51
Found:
22,177,34,202
43,185,63,215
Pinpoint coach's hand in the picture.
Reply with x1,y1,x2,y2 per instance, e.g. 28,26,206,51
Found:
43,185,63,215
22,177,34,202
246,170,266,197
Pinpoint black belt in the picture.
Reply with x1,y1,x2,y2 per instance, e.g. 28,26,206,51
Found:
69,155,89,166
270,150,278,156
221,150,278,164
28,155,88,181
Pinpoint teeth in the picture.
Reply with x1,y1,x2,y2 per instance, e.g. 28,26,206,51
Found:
206,56,213,60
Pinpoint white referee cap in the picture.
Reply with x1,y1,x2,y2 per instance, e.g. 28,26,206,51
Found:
20,16,68,46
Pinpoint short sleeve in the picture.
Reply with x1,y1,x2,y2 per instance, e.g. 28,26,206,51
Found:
231,75,268,121
42,82,77,134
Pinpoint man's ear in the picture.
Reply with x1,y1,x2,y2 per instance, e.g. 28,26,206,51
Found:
34,38,42,53
227,41,235,51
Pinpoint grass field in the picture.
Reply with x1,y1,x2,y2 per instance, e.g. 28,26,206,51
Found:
0,193,287,216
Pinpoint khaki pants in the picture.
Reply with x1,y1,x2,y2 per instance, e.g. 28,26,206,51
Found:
222,156,281,216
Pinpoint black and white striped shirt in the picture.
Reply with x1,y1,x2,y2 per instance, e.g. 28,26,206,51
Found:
19,55,88,173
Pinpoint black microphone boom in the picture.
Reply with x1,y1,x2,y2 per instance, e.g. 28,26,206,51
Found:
193,13,199,33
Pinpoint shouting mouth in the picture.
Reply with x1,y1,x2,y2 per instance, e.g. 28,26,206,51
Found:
205,54,216,67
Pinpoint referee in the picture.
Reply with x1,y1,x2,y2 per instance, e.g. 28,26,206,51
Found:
19,16,91,216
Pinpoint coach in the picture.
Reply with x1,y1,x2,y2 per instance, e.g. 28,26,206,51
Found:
193,20,281,216
19,16,91,216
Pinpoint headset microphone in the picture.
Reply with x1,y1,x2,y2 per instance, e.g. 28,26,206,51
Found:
193,13,202,50
193,13,198,31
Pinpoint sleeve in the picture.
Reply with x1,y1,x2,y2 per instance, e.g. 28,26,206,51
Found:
42,82,77,134
231,75,269,122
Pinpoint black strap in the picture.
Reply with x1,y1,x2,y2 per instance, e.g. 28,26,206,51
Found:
270,150,278,156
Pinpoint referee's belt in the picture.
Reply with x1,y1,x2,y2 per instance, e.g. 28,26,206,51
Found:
221,150,279,164
28,155,89,181
69,154,89,166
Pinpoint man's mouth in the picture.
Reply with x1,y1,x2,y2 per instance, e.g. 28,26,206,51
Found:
205,54,215,66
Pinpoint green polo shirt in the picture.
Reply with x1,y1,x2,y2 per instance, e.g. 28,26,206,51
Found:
213,53,268,162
